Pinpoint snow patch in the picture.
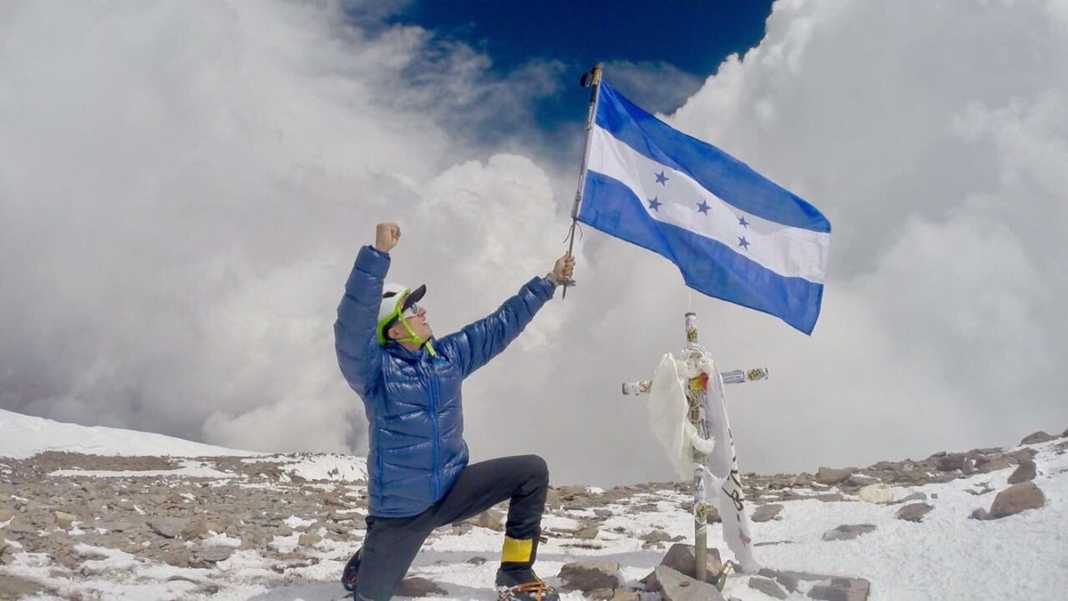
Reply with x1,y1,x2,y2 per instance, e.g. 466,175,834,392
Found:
284,515,317,529
49,459,235,479
0,408,258,459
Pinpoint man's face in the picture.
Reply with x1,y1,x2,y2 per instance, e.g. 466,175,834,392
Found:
388,305,433,342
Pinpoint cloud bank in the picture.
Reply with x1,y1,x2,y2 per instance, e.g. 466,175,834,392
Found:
2,0,1066,485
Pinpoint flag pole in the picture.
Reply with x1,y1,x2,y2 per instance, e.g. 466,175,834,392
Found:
562,63,604,299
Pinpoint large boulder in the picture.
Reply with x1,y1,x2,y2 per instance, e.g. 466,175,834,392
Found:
653,566,726,601
989,482,1045,518
558,560,621,592
1007,460,1036,484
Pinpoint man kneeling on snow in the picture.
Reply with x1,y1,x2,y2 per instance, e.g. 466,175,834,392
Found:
334,222,574,601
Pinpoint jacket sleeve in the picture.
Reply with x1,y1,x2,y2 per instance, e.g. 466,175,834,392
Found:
334,245,390,399
441,276,556,378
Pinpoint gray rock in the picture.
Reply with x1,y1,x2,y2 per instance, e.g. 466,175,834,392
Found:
815,493,846,503
0,573,48,598
574,524,600,540
815,467,853,485
821,524,876,541
895,503,934,523
1007,448,1038,463
298,532,322,547
748,576,788,599
640,529,672,547
476,509,505,532
610,591,640,601
53,511,77,529
846,473,879,487
758,569,801,592
654,566,726,601
545,488,562,509
558,560,620,592
894,492,928,504
0,509,14,524
397,576,447,597
158,548,192,568
989,482,1045,518
657,543,723,584
1020,431,1055,445
196,546,234,563
936,453,966,472
1007,460,1036,484
751,504,784,523
147,518,185,539
807,577,871,601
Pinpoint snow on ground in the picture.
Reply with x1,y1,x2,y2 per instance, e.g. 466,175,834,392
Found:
280,454,368,483
0,409,258,459
49,459,237,479
1,407,1064,600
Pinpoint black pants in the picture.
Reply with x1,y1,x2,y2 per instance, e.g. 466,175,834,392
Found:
353,454,549,601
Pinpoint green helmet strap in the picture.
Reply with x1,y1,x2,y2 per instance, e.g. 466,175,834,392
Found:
376,289,436,356
393,316,437,357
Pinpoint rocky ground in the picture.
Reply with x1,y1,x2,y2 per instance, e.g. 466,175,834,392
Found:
1,428,1065,601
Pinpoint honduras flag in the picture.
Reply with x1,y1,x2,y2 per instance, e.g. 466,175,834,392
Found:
578,82,831,334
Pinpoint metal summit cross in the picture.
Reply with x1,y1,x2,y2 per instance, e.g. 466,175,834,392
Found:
622,312,768,583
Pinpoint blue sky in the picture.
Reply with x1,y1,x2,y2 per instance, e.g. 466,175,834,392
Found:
384,1,773,130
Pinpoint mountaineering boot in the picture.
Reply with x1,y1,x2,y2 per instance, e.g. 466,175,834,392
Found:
494,531,558,601
341,547,361,592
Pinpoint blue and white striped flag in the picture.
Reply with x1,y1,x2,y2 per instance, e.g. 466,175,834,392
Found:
578,81,831,334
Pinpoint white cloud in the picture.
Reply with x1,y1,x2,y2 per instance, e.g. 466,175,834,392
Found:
3,0,1067,486
0,1,566,455
651,0,1068,472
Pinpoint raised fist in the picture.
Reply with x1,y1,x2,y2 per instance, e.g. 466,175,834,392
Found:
374,223,400,253
551,254,576,286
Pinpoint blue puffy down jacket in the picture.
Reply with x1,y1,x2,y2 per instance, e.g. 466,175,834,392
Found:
334,246,556,517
